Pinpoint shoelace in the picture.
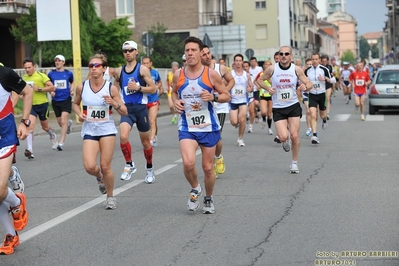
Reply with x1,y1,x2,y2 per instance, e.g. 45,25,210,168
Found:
3,235,15,246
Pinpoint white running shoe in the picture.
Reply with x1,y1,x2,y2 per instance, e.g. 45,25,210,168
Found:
311,136,320,144
50,132,58,150
145,167,155,184
103,197,117,210
248,125,253,133
274,136,281,144
120,163,137,181
282,138,291,152
268,128,273,135
237,138,245,147
9,166,24,193
202,196,215,214
67,119,72,134
305,128,312,137
290,163,299,174
261,122,266,129
188,185,202,211
152,136,158,147
97,177,107,195
322,121,328,130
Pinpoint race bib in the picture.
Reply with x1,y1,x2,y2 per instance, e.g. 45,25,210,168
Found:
313,81,321,90
86,105,109,122
232,85,245,96
277,88,292,101
26,81,34,88
186,109,211,129
124,80,140,95
343,76,349,81
355,79,365,86
54,80,67,89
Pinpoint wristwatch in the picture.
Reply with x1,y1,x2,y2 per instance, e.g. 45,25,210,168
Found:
38,88,42,92
137,86,142,92
21,119,31,127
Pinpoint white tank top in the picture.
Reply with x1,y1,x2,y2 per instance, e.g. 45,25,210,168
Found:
81,80,118,137
271,63,299,108
213,63,229,114
230,70,249,104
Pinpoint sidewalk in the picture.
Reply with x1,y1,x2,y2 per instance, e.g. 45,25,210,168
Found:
16,94,172,136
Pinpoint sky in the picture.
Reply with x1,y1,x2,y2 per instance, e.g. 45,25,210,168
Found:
344,0,387,35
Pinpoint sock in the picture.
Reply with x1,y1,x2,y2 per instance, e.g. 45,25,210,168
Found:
194,184,201,193
313,132,317,137
323,119,327,123
27,133,33,151
262,115,266,122
267,118,272,128
120,142,132,163
47,128,54,138
0,202,15,235
144,147,153,169
3,188,20,208
292,160,298,165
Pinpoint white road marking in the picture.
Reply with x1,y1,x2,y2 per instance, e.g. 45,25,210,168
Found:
20,164,178,243
332,114,351,121
365,115,384,121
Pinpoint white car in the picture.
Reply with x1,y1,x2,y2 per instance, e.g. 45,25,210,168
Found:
368,66,399,114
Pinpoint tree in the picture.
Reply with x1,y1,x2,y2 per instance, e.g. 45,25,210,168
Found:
359,36,370,60
147,22,185,68
10,1,132,67
341,50,356,65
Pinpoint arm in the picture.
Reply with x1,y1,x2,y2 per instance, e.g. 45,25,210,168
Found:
157,80,164,96
257,66,274,93
33,80,55,93
172,71,184,114
220,65,235,92
296,66,313,92
17,84,33,140
138,66,157,94
103,85,128,116
246,73,254,93
72,83,85,122
209,69,231,103
11,91,19,108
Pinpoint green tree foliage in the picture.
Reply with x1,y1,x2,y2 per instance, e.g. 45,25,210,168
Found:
10,1,132,67
359,37,370,60
341,50,356,65
147,22,185,68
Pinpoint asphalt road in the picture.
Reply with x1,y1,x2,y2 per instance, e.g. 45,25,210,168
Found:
3,94,399,266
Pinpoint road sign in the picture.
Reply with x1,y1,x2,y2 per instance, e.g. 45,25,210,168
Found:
245,48,254,59
203,33,213,48
141,33,155,47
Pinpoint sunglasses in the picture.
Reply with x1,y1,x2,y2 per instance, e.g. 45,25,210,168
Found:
182,60,186,63
279,52,290,56
123,49,136,53
88,63,103,69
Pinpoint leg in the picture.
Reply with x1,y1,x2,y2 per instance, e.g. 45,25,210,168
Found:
200,145,217,197
288,117,301,161
148,105,157,143
274,119,289,142
238,105,248,139
58,111,70,144
99,136,116,197
309,107,318,135
180,139,199,189
229,109,238,127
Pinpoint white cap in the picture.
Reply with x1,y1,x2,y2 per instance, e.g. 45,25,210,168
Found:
54,55,65,61
343,61,349,65
122,41,138,50
182,54,186,61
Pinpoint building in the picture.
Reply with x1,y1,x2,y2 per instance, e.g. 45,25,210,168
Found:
326,11,358,59
362,32,383,46
317,19,339,58
383,0,399,64
316,0,346,19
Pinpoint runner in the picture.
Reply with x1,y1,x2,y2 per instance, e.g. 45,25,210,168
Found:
72,53,127,209
141,56,163,147
201,44,235,177
258,46,313,173
320,55,333,120
349,62,371,121
172,36,230,214
230,54,253,147
339,62,354,104
113,41,158,183
302,58,313,136
167,62,179,124
0,65,31,255
22,58,57,159
48,54,74,151
304,53,336,145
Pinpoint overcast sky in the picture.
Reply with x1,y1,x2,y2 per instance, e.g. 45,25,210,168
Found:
345,0,387,35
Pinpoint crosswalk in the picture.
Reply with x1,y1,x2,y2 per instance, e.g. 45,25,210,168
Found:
299,114,384,122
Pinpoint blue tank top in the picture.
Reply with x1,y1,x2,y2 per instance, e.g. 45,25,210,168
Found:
120,63,148,104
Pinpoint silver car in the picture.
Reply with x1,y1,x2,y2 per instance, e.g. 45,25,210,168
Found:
368,66,399,114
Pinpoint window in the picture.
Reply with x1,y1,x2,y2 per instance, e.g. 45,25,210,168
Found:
255,1,266,9
117,0,134,16
256,24,267,40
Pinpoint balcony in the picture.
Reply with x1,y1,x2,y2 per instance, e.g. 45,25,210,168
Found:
299,41,309,49
200,11,230,26
386,0,392,7
303,0,318,12
0,0,33,20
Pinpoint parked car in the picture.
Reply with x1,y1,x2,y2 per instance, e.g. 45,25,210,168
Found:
368,66,399,114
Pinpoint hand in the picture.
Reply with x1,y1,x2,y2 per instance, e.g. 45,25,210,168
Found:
51,92,56,97
298,83,307,91
78,113,86,122
127,78,139,91
200,89,213,102
268,87,275,95
174,99,185,114
102,95,113,106
17,124,28,140
318,74,325,81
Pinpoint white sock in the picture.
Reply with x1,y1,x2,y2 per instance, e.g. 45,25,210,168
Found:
0,202,15,235
27,133,33,151
194,185,201,193
3,187,20,208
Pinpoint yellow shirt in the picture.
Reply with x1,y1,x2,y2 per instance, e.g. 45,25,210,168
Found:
258,73,271,97
167,71,174,96
23,71,51,105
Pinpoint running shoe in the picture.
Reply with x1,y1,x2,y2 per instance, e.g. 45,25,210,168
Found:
311,136,320,145
361,115,365,121
145,167,155,184
274,136,281,144
237,138,245,147
290,163,299,174
354,107,359,114
50,132,58,150
96,177,107,195
322,121,328,130
188,185,202,211
67,119,72,134
305,128,312,137
57,143,64,151
202,196,215,214
214,155,225,174
152,136,158,147
171,116,177,124
282,138,291,152
120,163,137,181
268,128,273,135
103,197,117,210
255,116,259,124
0,233,19,255
9,166,24,194
11,193,28,231
247,124,253,133
261,122,266,129
326,114,330,120
346,100,349,104
24,149,34,160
